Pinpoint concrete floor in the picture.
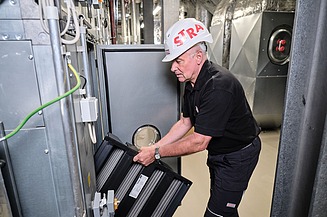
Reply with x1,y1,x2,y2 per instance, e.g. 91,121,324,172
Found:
174,130,280,217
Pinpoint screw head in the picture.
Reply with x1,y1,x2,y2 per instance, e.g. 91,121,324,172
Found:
2,34,9,40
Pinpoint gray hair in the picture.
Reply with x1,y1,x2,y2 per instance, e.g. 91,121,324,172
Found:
198,42,207,52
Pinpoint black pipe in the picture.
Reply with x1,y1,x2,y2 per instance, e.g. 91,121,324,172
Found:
0,122,23,217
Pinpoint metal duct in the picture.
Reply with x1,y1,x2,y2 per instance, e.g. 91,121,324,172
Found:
195,2,212,28
211,0,296,68
209,0,296,128
212,0,296,25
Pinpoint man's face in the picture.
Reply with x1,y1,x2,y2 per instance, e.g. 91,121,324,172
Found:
170,46,201,84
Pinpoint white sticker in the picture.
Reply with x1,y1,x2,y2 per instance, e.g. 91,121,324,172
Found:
129,174,148,199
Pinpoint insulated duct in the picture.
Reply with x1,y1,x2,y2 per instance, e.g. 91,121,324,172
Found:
211,0,296,68
209,0,296,128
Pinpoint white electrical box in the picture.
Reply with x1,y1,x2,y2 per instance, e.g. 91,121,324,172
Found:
80,97,99,122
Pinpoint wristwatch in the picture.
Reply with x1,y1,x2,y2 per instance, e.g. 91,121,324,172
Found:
154,147,161,160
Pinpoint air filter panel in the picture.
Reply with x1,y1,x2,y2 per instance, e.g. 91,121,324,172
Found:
94,134,192,217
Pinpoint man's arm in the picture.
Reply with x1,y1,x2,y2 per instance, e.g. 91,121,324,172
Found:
133,116,211,166
156,115,193,146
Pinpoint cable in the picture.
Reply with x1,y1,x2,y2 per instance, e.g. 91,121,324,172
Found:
61,0,81,45
60,0,72,36
0,63,80,142
39,0,77,42
88,122,97,144
39,0,49,34
79,74,87,89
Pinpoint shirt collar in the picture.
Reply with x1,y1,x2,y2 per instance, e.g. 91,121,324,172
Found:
185,60,212,91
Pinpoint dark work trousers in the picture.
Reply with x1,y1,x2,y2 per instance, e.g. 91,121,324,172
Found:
204,137,261,217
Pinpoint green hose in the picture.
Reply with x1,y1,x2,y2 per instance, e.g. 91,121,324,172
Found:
0,63,81,142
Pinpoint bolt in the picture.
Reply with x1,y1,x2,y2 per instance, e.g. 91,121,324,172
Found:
38,110,43,115
2,34,9,40
44,149,49,154
9,0,16,5
38,32,47,41
15,34,22,40
28,55,34,60
0,160,6,168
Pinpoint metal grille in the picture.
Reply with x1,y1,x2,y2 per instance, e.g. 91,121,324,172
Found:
96,149,124,191
127,170,164,217
115,163,143,201
151,179,183,217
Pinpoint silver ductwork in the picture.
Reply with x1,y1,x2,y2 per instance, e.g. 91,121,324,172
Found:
211,0,296,67
209,0,296,128
213,0,295,24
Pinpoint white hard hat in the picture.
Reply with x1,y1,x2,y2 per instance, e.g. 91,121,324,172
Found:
162,18,213,62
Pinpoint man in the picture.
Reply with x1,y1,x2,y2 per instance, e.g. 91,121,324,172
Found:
133,18,261,217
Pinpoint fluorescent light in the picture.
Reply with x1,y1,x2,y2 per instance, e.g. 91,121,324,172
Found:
153,6,161,15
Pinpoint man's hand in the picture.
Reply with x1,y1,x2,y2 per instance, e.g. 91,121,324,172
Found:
133,146,156,166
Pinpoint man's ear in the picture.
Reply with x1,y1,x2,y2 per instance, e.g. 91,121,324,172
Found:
195,50,204,64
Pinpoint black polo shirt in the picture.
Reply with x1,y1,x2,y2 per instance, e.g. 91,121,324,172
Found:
183,60,260,154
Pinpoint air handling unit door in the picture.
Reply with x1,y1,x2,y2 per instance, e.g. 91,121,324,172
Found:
96,44,180,172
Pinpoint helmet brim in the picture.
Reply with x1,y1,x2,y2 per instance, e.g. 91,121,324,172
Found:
162,54,178,62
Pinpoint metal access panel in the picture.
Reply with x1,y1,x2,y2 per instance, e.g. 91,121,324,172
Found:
0,40,77,217
229,11,294,128
0,41,44,130
94,134,192,217
97,45,180,173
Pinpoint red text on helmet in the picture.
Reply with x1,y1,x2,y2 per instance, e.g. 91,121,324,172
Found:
173,24,205,47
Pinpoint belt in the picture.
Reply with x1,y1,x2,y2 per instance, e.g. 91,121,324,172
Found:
241,137,258,150
241,143,252,150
